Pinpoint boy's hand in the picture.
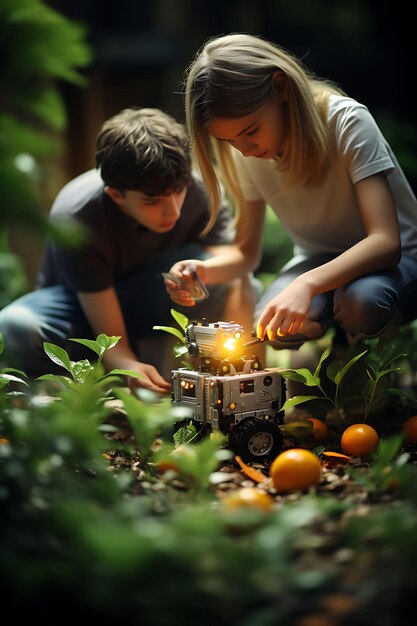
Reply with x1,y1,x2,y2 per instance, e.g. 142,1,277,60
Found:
128,361,172,394
163,260,208,306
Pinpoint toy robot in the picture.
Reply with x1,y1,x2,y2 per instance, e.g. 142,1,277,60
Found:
171,319,286,462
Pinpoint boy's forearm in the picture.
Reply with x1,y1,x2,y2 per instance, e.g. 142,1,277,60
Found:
78,287,138,369
102,339,139,371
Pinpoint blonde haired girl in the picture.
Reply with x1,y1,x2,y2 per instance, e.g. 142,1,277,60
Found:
169,33,417,348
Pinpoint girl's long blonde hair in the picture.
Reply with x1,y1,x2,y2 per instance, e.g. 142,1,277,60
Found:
185,33,344,234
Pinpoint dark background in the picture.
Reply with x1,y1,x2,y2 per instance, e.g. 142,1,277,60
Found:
12,0,416,287
49,0,416,180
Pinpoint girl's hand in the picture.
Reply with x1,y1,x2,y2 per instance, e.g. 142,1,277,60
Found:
256,278,315,340
164,259,208,307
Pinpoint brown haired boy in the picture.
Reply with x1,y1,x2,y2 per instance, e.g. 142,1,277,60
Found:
0,108,255,392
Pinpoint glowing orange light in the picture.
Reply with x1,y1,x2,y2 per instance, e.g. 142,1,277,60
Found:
229,402,236,410
234,332,241,339
223,338,237,351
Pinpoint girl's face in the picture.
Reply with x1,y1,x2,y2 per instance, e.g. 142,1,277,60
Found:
207,97,288,160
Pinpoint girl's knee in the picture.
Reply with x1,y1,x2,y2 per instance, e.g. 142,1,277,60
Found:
333,286,395,336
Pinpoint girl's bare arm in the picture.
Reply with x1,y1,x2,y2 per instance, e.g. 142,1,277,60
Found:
257,173,400,339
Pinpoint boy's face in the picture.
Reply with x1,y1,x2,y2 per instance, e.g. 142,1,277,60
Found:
105,187,187,233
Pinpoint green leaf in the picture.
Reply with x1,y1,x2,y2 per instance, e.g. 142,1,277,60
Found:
279,368,320,386
104,369,146,379
0,367,27,377
173,421,197,446
173,344,189,358
281,395,321,411
153,325,186,343
97,334,121,351
280,420,314,440
386,388,417,403
295,368,321,386
279,369,309,383
113,388,174,464
334,350,367,386
70,335,121,358
375,367,406,382
36,373,72,385
69,337,103,357
43,342,73,373
28,86,67,130
170,308,189,332
378,335,407,368
314,346,332,378
71,360,94,384
313,445,326,456
0,373,29,386
373,434,404,463
94,375,123,389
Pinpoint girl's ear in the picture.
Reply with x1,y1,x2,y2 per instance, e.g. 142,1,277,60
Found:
104,186,125,206
272,71,289,101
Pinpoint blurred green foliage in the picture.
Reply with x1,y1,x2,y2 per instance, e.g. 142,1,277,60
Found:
0,0,91,306
1,360,417,623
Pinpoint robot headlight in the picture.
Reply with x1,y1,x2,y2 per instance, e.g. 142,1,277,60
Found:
223,338,238,352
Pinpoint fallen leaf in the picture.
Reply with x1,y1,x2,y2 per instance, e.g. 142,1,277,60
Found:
320,451,352,467
280,420,314,441
235,455,267,483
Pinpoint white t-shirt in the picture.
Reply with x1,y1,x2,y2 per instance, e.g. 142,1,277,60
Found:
233,95,417,259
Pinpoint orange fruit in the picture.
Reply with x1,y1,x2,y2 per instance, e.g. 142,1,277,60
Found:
156,445,197,474
306,418,329,443
269,448,321,493
403,415,417,444
340,424,379,457
222,487,274,513
155,460,180,474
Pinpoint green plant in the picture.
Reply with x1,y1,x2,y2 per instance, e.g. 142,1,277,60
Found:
1,325,417,624
37,333,143,394
358,332,417,420
153,308,191,363
0,333,27,384
0,0,91,237
154,432,233,495
113,387,176,468
347,434,416,497
280,332,416,423
279,344,366,418
0,332,28,411
0,242,28,308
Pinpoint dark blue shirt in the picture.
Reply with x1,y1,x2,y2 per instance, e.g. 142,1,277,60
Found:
38,169,233,292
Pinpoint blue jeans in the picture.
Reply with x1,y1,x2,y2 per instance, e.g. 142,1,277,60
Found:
0,243,230,376
255,252,417,349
